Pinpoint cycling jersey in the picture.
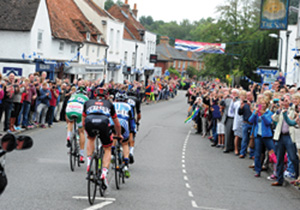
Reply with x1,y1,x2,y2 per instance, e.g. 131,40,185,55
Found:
66,93,89,127
109,102,134,141
127,95,141,116
83,99,117,147
83,99,117,119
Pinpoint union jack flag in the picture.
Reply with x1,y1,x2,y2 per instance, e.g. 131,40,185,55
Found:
175,39,226,54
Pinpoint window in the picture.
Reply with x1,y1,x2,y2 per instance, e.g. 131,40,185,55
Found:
109,28,114,52
86,32,90,41
132,52,135,67
182,61,186,70
97,35,101,43
173,61,176,68
116,30,120,51
37,31,43,50
178,61,181,69
140,53,143,67
124,51,128,63
97,46,100,57
59,42,64,51
187,61,190,67
71,45,76,54
86,45,89,57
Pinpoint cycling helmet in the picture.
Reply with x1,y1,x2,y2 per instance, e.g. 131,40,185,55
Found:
115,91,128,102
76,86,87,95
127,89,138,97
94,87,108,99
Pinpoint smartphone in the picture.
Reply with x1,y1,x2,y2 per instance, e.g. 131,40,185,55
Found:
243,100,247,103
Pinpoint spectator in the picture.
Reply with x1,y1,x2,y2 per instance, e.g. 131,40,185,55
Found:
3,73,16,132
48,81,59,128
36,82,51,128
249,97,275,177
277,72,286,88
271,94,299,186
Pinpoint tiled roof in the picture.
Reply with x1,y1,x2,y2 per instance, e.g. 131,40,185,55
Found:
156,43,193,61
0,0,40,31
108,4,145,41
47,0,105,45
84,0,115,20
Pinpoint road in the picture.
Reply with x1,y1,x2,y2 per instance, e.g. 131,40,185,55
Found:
1,91,300,210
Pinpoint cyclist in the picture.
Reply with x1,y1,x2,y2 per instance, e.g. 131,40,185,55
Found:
127,89,141,164
65,85,89,163
82,87,123,188
110,91,134,178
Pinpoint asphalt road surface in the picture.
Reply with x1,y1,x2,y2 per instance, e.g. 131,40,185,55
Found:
1,91,300,210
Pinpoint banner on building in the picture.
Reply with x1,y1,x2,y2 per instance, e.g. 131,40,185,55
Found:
175,39,226,54
260,0,290,30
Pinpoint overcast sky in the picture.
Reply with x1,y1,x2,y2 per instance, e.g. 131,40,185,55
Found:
130,0,225,22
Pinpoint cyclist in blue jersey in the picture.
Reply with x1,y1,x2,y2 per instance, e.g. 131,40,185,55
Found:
110,91,134,178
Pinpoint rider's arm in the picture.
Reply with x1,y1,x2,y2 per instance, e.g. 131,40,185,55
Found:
112,116,122,136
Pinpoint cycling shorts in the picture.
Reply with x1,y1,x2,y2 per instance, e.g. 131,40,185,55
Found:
66,112,83,128
84,115,112,148
66,102,83,127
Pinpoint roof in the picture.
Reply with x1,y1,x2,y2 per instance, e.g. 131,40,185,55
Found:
47,0,105,45
108,4,145,41
156,43,193,61
84,0,115,20
0,0,40,31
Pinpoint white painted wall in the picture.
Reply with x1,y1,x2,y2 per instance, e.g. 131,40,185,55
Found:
74,0,124,83
280,25,297,85
0,0,79,77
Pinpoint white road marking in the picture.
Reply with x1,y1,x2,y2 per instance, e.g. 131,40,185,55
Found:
72,196,116,201
186,183,191,189
182,159,185,163
192,200,198,208
182,152,185,155
196,206,228,210
182,164,185,168
183,169,187,173
184,175,188,181
182,155,185,159
188,191,194,197
83,201,113,210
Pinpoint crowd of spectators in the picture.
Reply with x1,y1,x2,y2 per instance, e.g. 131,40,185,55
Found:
186,77,300,187
0,72,178,133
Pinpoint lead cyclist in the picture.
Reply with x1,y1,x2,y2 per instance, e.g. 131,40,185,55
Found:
65,84,89,163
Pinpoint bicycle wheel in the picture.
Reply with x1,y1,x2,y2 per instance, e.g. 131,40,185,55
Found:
98,146,105,197
87,154,98,205
114,150,120,190
76,139,81,167
69,137,76,171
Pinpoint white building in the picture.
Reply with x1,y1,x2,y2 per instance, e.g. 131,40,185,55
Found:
108,0,156,82
279,25,298,85
74,0,125,83
0,0,82,79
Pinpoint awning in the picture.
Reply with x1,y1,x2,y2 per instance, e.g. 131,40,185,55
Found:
64,63,104,75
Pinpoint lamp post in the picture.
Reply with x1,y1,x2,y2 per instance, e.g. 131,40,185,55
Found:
284,31,292,75
134,29,145,82
269,33,283,72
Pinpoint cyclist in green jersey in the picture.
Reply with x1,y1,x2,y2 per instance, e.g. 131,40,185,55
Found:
66,85,89,163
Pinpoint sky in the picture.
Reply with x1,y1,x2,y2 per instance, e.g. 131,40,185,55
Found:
129,0,226,23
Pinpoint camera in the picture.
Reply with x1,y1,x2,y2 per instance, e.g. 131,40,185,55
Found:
243,100,247,103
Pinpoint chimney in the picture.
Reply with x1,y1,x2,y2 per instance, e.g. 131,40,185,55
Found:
132,3,138,17
160,36,170,45
93,0,105,9
187,51,193,58
122,0,130,11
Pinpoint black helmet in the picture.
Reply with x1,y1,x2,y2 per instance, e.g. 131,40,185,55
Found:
127,89,138,97
115,91,128,102
94,87,108,99
76,86,87,95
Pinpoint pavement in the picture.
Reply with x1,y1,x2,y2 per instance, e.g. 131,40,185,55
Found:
1,91,300,210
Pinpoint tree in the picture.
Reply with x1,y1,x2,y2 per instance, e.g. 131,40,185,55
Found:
105,0,114,10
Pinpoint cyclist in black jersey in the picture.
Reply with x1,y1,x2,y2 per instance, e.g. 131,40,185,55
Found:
82,87,123,188
127,89,141,164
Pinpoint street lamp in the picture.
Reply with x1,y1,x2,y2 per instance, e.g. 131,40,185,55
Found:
269,33,283,72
